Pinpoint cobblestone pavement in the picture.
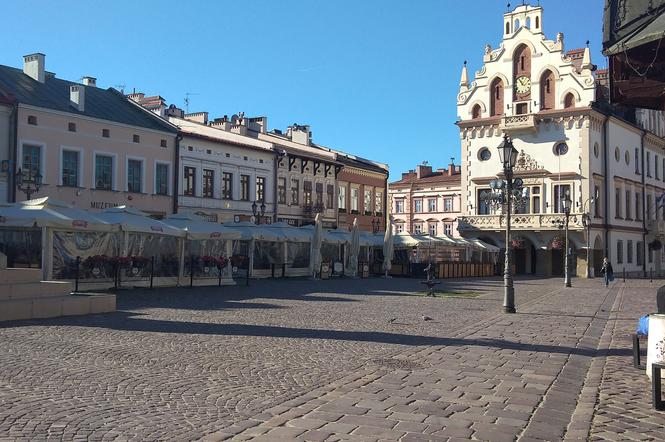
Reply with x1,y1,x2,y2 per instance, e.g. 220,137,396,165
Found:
0,276,663,441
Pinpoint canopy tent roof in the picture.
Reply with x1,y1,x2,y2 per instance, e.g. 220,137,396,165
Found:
162,214,241,241
222,222,308,242
96,206,185,237
393,232,447,248
262,222,312,242
0,197,116,231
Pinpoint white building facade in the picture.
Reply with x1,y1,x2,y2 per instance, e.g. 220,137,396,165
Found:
456,4,665,278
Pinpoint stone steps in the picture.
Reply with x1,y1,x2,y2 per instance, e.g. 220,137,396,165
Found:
0,268,44,284
0,293,116,322
3,281,73,300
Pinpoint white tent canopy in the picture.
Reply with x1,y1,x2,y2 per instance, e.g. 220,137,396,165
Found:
0,197,116,232
163,214,241,241
96,206,185,237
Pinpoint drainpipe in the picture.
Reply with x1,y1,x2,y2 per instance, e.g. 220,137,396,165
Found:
173,133,182,214
602,116,610,259
383,174,388,230
10,102,18,203
641,131,647,277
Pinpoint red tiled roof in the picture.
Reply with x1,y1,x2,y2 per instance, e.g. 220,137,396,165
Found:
566,48,585,56
390,171,461,186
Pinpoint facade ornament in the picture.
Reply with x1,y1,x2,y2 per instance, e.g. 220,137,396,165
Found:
514,150,542,172
556,32,564,44
484,44,492,55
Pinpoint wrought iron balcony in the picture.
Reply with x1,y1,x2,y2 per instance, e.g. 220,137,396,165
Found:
458,213,585,231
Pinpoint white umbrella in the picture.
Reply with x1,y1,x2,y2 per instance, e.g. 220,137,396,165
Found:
309,213,323,278
382,216,394,277
348,218,360,277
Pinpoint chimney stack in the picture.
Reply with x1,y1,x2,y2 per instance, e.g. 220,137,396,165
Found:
70,85,85,112
448,157,456,175
23,53,45,83
416,164,432,179
82,76,96,87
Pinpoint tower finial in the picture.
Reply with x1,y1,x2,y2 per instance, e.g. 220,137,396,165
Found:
459,61,469,90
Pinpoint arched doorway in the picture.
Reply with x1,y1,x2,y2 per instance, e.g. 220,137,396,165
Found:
593,235,604,276
513,236,537,275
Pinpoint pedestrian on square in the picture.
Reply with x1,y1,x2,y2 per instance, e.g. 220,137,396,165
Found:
600,257,614,287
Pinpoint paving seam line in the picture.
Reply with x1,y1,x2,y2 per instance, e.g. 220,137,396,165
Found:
573,282,627,440
516,284,618,441
210,283,570,440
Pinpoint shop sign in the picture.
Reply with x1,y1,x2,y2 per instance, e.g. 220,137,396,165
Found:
90,201,119,210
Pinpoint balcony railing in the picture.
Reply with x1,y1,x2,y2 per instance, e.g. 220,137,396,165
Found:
458,213,585,231
500,114,536,133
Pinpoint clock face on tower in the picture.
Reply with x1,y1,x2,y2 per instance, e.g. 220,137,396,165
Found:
515,76,531,95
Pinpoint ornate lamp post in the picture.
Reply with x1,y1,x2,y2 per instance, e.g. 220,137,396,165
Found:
15,168,43,200
251,200,266,225
479,135,523,313
562,195,572,287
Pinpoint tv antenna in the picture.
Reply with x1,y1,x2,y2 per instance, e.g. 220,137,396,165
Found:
184,92,199,113
115,84,126,94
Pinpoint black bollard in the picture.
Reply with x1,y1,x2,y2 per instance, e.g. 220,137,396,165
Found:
218,257,223,287
651,268,653,283
190,255,195,288
75,256,81,293
150,256,155,289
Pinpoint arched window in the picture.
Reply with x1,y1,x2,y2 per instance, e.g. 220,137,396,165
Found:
540,70,556,110
525,17,531,29
506,21,510,34
472,104,482,119
515,19,520,30
535,16,540,29
490,78,504,117
513,44,531,100
564,92,575,109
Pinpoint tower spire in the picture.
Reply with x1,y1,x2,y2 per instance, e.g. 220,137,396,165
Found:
581,41,593,73
460,60,469,91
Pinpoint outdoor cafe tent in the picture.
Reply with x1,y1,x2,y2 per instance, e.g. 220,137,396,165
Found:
0,197,118,279
95,206,185,285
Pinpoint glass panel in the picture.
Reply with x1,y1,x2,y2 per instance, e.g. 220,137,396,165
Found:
156,163,168,195
95,155,113,190
127,159,142,193
62,150,79,187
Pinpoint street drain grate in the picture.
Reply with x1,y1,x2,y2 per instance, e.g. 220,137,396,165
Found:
372,358,426,370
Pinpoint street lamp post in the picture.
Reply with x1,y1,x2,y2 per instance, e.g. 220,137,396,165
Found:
563,195,572,287
480,135,523,313
582,213,591,279
251,200,266,225
15,168,43,200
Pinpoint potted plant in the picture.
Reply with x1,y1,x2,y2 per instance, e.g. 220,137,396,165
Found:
550,237,564,250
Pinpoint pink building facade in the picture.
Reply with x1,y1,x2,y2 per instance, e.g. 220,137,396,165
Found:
389,162,462,237
0,54,178,217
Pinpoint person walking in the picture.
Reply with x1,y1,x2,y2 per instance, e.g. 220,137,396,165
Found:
600,257,614,287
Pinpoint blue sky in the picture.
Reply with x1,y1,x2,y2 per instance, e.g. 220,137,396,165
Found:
3,0,604,176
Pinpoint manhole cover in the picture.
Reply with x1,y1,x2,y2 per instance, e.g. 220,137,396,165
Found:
372,358,426,370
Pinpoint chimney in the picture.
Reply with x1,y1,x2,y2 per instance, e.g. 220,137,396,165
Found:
448,157,456,175
127,92,145,102
289,124,311,145
416,164,432,179
82,76,96,87
23,53,45,83
70,84,85,112
184,112,208,125
247,116,268,134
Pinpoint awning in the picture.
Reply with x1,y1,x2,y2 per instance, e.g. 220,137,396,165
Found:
96,206,185,237
163,214,241,241
0,197,116,232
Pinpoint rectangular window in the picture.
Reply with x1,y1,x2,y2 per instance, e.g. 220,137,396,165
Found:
414,223,422,234
351,188,359,212
615,187,621,218
444,223,453,236
617,240,623,264
222,172,233,200
304,181,313,207
627,240,633,263
68,122,76,132
553,184,571,213
61,150,79,187
22,145,41,175
133,134,140,143
316,182,324,207
375,190,383,214
428,198,437,212
647,194,653,220
444,197,453,212
657,155,660,180
531,186,540,214
202,169,214,198
240,174,250,201
636,148,640,174
155,163,168,195
396,224,404,233
364,189,372,214
647,152,652,177
414,199,423,213
184,166,196,196
637,241,644,266
478,188,491,215
395,200,404,213
338,185,347,210
594,186,601,217
277,177,286,204
102,128,110,138
636,193,642,220
127,159,142,193
256,176,266,202
95,155,113,190
626,190,632,219
428,223,437,236
291,179,299,205
327,184,334,209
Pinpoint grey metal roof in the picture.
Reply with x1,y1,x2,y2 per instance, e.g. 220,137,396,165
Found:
0,64,177,133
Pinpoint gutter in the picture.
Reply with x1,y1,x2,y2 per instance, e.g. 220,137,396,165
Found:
602,116,610,259
641,131,647,277
173,133,183,214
